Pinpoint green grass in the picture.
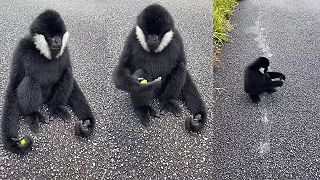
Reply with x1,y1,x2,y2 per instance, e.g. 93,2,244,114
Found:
213,0,238,67
213,0,237,42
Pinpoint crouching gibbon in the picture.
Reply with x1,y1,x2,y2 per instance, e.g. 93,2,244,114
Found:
1,10,95,154
113,4,207,132
244,57,286,103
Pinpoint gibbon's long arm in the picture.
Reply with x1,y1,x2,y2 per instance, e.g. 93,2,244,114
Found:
113,65,136,93
112,47,140,93
69,81,96,137
1,59,33,154
182,73,207,132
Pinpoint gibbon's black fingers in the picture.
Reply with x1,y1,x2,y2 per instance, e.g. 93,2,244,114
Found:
10,135,33,155
133,77,162,93
142,77,162,89
75,119,94,138
185,114,204,133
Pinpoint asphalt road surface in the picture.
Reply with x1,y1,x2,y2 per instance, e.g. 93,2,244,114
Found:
212,0,320,179
0,0,214,179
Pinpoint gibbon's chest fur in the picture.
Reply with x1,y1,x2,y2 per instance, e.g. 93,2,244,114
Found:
129,37,180,80
19,37,69,88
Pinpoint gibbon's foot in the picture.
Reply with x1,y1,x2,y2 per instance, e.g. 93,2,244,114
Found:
185,114,204,132
149,106,160,118
25,112,47,133
192,114,202,125
11,135,33,153
250,95,260,103
160,99,182,117
135,107,153,126
49,105,71,121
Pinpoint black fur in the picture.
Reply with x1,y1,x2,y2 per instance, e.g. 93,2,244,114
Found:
1,10,95,154
112,4,207,132
244,57,286,103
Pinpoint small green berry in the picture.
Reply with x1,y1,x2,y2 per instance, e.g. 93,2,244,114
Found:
140,79,148,85
20,138,27,145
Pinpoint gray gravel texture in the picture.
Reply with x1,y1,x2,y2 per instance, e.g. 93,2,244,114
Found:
0,0,214,179
212,0,320,179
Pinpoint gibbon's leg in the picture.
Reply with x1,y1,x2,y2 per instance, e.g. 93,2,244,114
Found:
134,106,152,126
266,79,284,94
159,63,186,116
270,80,284,88
47,68,73,120
68,81,95,138
17,77,46,132
130,91,159,126
267,72,285,80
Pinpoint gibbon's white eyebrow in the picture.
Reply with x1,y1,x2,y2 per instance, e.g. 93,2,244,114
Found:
34,34,52,59
136,26,150,52
56,32,70,58
155,30,174,53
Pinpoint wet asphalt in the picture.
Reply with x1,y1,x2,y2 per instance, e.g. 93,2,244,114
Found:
212,0,320,179
0,0,214,179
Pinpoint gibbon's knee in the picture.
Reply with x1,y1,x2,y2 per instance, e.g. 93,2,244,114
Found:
17,77,43,115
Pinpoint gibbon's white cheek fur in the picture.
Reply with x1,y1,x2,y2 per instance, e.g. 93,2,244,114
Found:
34,32,70,59
155,30,174,53
136,26,174,53
57,32,70,58
136,26,150,52
34,34,51,59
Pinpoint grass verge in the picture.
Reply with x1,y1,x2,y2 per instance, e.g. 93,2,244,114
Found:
213,0,238,67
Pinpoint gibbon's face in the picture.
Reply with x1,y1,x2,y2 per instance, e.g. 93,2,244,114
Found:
136,4,174,53
31,10,69,60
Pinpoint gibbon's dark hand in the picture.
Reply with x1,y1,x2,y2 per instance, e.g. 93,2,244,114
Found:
130,69,162,93
280,74,286,81
136,77,162,92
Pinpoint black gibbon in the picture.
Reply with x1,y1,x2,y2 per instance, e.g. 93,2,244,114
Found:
1,10,95,154
244,57,285,103
113,4,207,132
